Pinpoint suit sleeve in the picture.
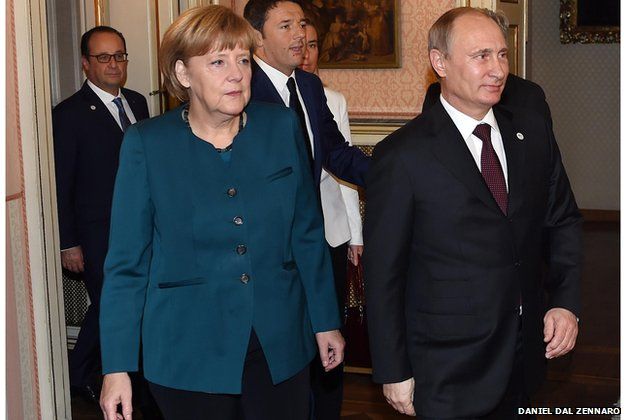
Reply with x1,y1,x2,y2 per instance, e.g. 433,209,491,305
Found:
288,113,342,332
100,125,154,374
363,140,414,384
542,121,582,316
52,106,80,249
319,88,371,187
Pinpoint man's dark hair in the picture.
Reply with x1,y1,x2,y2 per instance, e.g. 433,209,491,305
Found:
80,26,126,57
243,0,303,33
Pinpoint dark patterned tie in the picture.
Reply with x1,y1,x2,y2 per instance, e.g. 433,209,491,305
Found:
286,77,314,169
112,97,132,132
473,123,508,215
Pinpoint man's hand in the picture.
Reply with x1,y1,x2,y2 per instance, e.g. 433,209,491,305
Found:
544,307,578,359
315,330,345,372
383,377,416,416
61,246,85,273
348,245,363,266
100,372,133,420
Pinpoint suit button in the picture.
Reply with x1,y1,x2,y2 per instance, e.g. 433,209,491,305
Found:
236,244,247,255
240,273,250,284
233,216,243,225
514,261,522,267
227,188,237,197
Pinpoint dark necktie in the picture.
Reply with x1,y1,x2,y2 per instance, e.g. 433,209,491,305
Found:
112,97,132,132
286,77,314,169
473,123,508,215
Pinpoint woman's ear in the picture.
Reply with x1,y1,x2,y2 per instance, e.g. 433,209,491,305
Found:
175,59,190,88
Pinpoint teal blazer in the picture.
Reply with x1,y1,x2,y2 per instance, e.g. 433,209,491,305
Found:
100,101,340,394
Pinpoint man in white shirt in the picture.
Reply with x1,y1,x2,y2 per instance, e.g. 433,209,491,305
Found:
52,26,149,404
364,7,582,419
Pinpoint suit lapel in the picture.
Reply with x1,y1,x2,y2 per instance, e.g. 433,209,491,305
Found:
428,102,502,215
495,106,526,217
122,88,147,121
251,61,285,105
294,71,323,182
80,82,124,135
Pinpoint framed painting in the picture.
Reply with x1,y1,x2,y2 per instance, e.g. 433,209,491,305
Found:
560,0,620,44
306,0,400,69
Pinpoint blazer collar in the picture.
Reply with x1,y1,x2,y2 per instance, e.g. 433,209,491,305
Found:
428,101,524,216
251,60,287,105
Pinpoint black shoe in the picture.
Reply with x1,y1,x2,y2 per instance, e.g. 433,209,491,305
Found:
71,384,100,405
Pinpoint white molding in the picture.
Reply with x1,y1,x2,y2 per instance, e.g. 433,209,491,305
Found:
350,122,403,146
46,0,62,106
14,0,70,417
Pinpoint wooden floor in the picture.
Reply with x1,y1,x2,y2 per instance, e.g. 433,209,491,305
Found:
72,222,620,419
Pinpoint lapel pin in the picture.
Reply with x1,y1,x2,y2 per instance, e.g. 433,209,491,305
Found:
516,132,524,140
90,105,96,110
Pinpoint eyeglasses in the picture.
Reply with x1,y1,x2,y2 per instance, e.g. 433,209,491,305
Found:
88,53,129,63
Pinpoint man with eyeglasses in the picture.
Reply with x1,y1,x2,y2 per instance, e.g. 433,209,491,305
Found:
52,26,149,408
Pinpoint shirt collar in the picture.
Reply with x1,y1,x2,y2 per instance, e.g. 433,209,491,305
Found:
439,94,500,140
254,55,295,94
87,79,121,104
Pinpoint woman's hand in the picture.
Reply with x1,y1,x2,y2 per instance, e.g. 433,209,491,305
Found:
315,330,346,372
100,372,133,420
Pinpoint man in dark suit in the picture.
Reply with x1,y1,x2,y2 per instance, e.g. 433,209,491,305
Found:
53,26,149,402
244,0,370,188
243,1,369,418
423,72,552,125
364,7,582,419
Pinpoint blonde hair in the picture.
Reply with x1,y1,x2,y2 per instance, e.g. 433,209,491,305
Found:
428,7,508,55
159,5,256,101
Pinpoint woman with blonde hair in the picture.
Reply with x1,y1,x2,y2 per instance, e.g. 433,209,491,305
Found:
98,6,344,420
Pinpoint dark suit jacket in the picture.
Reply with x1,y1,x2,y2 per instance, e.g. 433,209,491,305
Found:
423,73,552,125
251,60,369,186
100,102,340,393
363,101,582,418
53,81,149,250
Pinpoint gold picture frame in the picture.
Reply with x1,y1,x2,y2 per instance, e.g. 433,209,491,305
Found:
311,0,400,69
560,0,619,44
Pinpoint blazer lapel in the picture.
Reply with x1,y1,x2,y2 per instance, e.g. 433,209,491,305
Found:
495,106,526,217
294,72,323,183
80,82,124,135
427,102,502,215
122,88,148,121
251,60,285,105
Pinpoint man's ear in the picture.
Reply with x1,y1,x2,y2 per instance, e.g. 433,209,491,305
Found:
253,28,264,49
174,59,190,88
81,56,89,73
429,49,447,78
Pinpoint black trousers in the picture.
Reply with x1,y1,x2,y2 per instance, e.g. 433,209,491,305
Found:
420,317,536,420
149,330,310,420
310,242,348,420
69,222,109,387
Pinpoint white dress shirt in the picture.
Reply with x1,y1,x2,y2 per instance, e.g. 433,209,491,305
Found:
87,80,137,131
440,94,508,189
254,56,315,155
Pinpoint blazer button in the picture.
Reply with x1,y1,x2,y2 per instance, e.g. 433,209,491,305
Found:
233,216,243,225
227,188,237,197
236,244,247,255
240,273,250,284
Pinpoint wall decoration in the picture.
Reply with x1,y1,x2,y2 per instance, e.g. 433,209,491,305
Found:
560,0,619,44
306,0,400,69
